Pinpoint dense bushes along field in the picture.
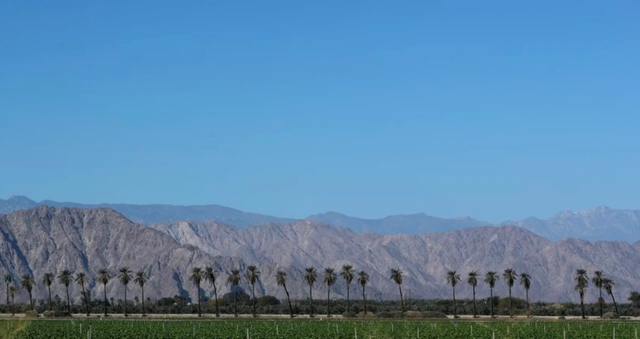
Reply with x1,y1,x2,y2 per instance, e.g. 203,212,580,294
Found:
1,292,639,318
1,319,640,339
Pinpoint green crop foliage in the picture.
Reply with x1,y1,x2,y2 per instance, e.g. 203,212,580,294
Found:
0,319,637,339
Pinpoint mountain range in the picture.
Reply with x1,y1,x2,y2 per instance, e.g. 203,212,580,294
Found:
0,206,306,304
2,206,640,304
2,195,640,241
0,196,292,226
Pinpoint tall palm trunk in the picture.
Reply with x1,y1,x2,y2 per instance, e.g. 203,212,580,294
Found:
103,283,108,316
65,285,71,314
508,286,513,317
10,295,14,316
213,283,219,318
452,285,457,318
327,285,331,317
197,281,202,317
47,285,53,311
598,287,603,318
81,282,90,316
141,285,146,316
123,286,128,317
251,283,256,317
580,291,585,319
308,284,314,317
346,283,350,313
362,285,367,315
526,289,530,317
611,293,619,316
398,285,404,313
28,290,33,309
489,287,494,318
283,283,293,318
472,285,477,318
5,283,8,305
233,283,238,317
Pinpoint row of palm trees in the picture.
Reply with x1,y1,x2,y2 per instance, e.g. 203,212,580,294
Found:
3,268,148,317
299,265,371,318
575,269,618,319
434,269,530,318
3,266,618,318
188,265,370,318
433,268,617,319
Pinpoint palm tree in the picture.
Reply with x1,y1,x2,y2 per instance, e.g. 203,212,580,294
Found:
603,278,618,316
20,274,35,309
592,271,604,318
503,268,517,317
227,269,241,317
574,269,589,319
75,272,91,316
446,270,461,318
340,265,355,313
117,267,133,317
390,268,405,313
467,271,479,318
133,271,149,316
42,272,54,311
98,269,111,316
357,271,370,315
189,267,204,317
276,270,294,318
519,273,531,317
204,266,219,317
56,270,73,314
304,267,317,317
8,286,16,316
4,274,12,306
484,271,499,318
245,265,261,317
324,268,337,317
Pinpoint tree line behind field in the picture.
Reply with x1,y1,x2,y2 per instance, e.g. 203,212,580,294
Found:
3,291,640,318
0,267,626,319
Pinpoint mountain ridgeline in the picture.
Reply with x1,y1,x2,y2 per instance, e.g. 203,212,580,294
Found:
2,196,640,241
0,196,293,226
2,206,640,305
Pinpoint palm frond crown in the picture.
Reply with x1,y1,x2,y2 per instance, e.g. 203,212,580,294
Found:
446,270,461,287
324,268,337,286
57,270,73,286
304,267,317,286
484,271,499,287
390,268,403,285
118,267,133,285
503,268,518,287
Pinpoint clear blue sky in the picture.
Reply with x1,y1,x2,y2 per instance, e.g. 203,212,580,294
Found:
1,1,639,222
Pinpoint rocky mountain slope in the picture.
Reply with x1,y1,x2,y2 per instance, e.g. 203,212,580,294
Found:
0,207,297,304
152,219,640,302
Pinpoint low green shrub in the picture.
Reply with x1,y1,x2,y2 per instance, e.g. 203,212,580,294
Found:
375,311,404,319
422,311,448,318
24,310,38,318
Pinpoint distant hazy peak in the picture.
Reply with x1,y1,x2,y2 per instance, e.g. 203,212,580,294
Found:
6,195,36,202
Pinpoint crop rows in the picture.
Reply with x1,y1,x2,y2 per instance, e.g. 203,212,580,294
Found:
1,319,639,339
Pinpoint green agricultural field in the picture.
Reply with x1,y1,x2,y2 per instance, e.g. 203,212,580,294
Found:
0,319,638,339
